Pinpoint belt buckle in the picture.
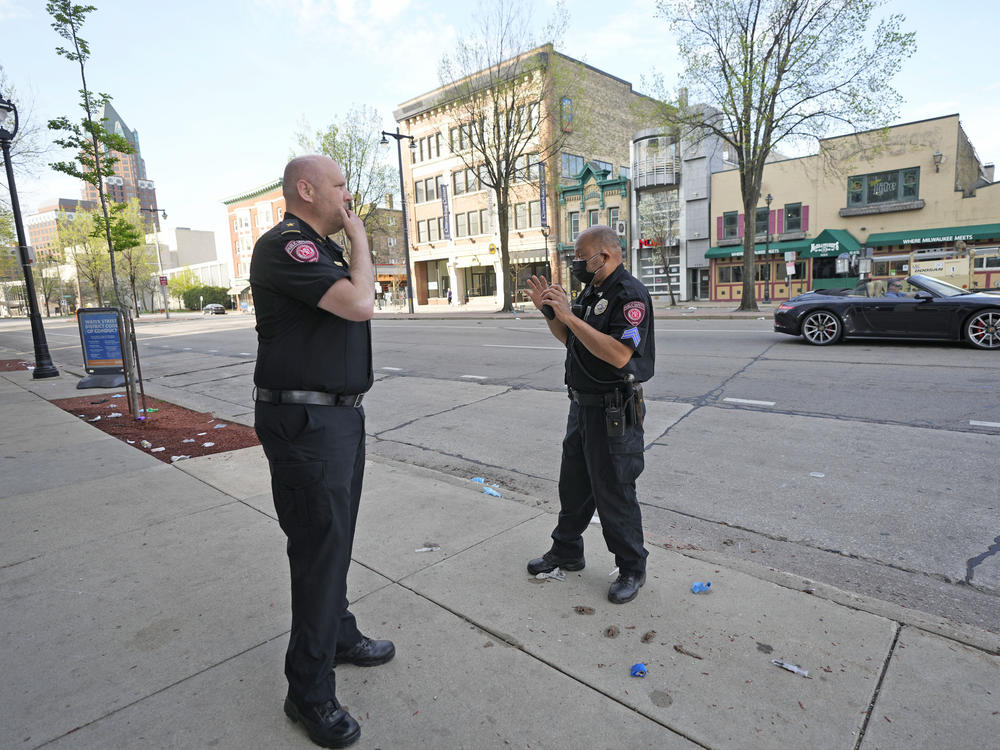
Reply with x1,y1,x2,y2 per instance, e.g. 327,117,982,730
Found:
352,394,364,408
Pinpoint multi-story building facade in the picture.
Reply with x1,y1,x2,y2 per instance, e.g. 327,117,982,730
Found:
394,45,659,307
24,199,97,260
709,114,999,301
82,102,159,231
222,180,404,310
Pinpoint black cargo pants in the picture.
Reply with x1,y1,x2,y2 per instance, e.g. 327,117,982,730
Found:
550,401,648,575
255,401,365,705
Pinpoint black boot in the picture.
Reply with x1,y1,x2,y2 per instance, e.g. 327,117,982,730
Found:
527,550,586,575
284,693,361,748
608,571,645,604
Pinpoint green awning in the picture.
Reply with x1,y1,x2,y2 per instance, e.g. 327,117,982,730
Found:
805,229,862,257
866,223,1000,247
706,238,813,259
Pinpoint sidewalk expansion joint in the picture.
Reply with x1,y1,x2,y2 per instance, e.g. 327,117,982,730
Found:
371,385,514,437
851,621,901,750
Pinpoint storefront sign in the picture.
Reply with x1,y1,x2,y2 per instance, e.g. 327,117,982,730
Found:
810,242,840,257
902,234,973,245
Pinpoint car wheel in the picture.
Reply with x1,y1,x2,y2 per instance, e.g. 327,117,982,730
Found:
801,310,842,345
965,310,1000,350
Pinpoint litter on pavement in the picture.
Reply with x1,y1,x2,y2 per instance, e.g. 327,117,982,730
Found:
213,423,227,429
691,581,711,594
139,440,152,449
630,663,647,678
810,472,825,478
534,568,565,581
202,442,215,448
414,545,441,553
771,659,811,678
151,447,165,453
170,455,190,463
482,486,501,497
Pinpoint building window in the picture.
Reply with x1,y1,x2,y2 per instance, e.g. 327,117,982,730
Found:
755,206,769,235
512,203,526,230
561,97,573,132
718,265,743,283
435,133,442,158
468,210,481,235
415,180,425,204
608,207,619,231
847,167,920,207
452,171,465,196
456,212,468,238
562,152,584,178
428,217,440,242
463,266,496,298
594,160,612,175
529,200,541,228
723,211,738,239
784,203,801,232
425,178,438,202
588,209,599,227
417,221,426,243
620,166,630,179
569,211,580,240
480,209,491,234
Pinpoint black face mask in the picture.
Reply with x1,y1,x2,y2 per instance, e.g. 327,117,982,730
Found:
571,254,605,284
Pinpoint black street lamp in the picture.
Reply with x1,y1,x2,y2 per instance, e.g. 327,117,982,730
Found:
1,96,59,379
139,205,170,318
380,128,417,314
763,192,773,303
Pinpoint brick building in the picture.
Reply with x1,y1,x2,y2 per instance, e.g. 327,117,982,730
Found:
394,44,660,307
24,198,97,260
709,115,1000,301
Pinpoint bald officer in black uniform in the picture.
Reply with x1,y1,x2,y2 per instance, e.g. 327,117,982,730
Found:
251,155,393,748
524,225,655,604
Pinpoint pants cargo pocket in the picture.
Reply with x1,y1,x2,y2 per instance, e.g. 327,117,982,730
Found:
607,428,645,485
271,460,331,535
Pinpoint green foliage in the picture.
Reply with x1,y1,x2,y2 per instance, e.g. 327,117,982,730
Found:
182,285,229,310
167,266,200,297
0,208,19,282
57,207,111,305
656,0,916,309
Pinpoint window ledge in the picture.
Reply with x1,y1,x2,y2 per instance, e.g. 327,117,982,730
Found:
840,199,924,217
718,237,742,246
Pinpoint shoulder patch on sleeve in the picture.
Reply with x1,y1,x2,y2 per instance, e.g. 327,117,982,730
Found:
284,240,319,263
623,300,646,325
621,327,641,346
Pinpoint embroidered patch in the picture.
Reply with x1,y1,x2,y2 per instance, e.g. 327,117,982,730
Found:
623,300,646,325
594,299,609,315
621,327,641,346
284,240,319,263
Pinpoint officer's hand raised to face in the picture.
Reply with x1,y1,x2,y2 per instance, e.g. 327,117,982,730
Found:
524,275,551,311
339,206,366,242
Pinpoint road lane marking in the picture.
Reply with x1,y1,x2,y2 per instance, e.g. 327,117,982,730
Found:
482,344,565,350
969,420,1000,428
381,366,402,371
723,397,776,407
238,352,254,356
461,375,487,380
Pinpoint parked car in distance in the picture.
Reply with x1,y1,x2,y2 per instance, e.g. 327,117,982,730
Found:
774,274,1000,349
202,303,226,315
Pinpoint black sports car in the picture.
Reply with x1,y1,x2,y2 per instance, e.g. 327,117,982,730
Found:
773,274,1000,349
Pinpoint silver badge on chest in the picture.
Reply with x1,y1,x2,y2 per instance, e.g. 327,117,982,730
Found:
594,299,609,315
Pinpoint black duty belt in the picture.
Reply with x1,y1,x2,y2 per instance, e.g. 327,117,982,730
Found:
567,387,612,406
254,387,364,407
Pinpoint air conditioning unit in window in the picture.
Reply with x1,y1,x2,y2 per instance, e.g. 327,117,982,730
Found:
615,221,627,236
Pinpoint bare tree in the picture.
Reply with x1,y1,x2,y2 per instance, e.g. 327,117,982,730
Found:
438,0,571,311
0,66,50,209
637,190,679,306
656,0,915,310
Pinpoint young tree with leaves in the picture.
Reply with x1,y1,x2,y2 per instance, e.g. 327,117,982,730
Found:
167,266,200,308
656,0,915,310
295,105,397,243
57,207,110,306
46,1,135,308
438,1,571,312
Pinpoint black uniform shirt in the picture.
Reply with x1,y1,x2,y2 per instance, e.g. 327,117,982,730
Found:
565,263,655,392
250,212,373,394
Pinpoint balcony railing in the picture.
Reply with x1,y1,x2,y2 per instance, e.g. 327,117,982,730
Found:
632,157,679,188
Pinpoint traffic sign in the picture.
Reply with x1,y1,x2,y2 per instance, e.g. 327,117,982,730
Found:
159,276,168,286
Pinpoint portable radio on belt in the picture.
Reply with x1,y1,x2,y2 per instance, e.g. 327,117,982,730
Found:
604,388,626,437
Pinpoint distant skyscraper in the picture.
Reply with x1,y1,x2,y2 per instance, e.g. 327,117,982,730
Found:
82,101,159,231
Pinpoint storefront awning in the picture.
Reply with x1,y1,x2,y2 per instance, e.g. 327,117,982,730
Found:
866,223,1000,247
804,229,862,257
705,238,813,259
227,281,250,295
454,255,494,268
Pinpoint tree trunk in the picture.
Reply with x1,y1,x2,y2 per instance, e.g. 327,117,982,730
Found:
496,195,513,312
738,192,760,312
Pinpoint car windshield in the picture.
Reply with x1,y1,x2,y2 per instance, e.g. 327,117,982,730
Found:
907,274,970,297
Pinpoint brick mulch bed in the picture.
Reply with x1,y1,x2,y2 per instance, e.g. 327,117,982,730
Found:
0,358,35,372
50,393,260,464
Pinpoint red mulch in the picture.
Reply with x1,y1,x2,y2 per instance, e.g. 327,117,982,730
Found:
50,394,260,464
0,358,35,372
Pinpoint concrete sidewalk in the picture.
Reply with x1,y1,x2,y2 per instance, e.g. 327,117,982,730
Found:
1,369,997,750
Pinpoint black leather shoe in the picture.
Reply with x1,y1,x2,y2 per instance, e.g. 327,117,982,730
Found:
608,571,646,604
335,636,395,667
527,551,586,575
284,694,360,748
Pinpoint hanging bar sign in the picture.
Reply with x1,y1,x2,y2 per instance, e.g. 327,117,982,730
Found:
440,184,451,240
538,161,547,228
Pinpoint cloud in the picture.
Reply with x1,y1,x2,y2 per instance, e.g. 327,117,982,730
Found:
0,0,29,22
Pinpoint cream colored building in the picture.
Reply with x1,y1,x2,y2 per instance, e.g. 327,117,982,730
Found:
394,45,657,307
708,114,1000,301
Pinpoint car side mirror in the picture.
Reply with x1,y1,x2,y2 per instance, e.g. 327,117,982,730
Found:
914,291,933,301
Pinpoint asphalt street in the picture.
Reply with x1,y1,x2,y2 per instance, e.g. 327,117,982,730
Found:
2,312,997,636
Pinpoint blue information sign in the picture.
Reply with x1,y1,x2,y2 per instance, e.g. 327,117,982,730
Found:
77,307,124,374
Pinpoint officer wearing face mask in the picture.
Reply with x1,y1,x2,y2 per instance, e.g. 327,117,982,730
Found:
523,225,655,604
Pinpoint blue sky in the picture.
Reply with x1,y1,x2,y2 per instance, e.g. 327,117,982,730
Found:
3,0,999,262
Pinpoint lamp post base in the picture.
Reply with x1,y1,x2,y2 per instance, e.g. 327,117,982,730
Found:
32,363,60,379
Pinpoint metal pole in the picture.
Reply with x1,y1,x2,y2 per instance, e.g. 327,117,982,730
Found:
393,129,415,314
1,137,59,378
